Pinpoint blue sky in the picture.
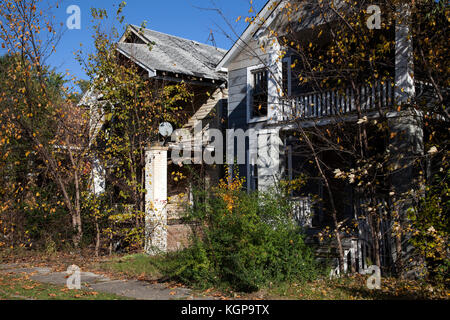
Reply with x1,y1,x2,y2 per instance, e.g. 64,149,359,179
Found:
44,0,267,86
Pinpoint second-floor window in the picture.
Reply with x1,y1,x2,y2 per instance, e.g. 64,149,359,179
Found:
282,55,313,97
282,58,291,97
251,68,268,118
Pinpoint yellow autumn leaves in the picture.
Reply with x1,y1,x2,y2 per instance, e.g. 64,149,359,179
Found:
215,166,245,213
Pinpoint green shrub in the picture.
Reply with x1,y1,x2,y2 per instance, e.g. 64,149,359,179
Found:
409,164,449,285
162,179,322,292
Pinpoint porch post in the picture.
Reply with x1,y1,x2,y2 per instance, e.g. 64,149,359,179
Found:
388,4,424,277
267,38,283,123
92,158,105,195
394,3,415,104
144,145,168,255
257,128,282,191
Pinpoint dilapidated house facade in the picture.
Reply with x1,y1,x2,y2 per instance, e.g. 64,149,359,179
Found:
81,24,228,254
215,0,441,276
84,1,444,277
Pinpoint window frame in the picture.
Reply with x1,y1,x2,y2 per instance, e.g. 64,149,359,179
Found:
282,56,292,98
248,151,259,192
247,64,268,123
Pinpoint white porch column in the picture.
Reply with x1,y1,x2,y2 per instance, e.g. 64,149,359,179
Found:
389,4,424,277
92,158,105,195
395,3,415,105
267,38,283,124
257,128,282,191
144,145,168,255
88,98,106,196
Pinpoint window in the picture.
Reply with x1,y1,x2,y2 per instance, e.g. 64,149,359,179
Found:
282,55,312,97
250,161,258,191
282,57,291,97
251,68,268,118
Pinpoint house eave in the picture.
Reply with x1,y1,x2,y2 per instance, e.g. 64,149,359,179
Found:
215,0,283,71
115,46,157,78
119,25,149,44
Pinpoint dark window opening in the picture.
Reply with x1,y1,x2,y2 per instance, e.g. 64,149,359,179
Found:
251,162,258,191
282,60,289,97
251,68,268,118
290,56,314,96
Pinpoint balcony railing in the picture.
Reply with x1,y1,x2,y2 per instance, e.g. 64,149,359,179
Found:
290,196,313,227
281,79,395,121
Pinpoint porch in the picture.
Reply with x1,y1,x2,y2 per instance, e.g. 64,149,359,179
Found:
279,79,395,122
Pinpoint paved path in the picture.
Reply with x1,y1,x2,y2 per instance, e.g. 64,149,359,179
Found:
0,263,213,300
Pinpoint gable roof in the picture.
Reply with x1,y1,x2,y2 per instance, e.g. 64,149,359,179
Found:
215,0,332,71
215,0,282,71
118,25,227,81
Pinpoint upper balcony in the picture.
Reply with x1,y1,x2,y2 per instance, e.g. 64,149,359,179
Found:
278,79,395,123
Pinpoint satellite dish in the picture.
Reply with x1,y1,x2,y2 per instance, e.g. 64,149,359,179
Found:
159,122,173,137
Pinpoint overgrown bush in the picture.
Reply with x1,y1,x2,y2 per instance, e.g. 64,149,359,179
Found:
160,170,322,292
408,161,449,285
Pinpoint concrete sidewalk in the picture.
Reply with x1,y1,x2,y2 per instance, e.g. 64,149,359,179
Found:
0,263,213,300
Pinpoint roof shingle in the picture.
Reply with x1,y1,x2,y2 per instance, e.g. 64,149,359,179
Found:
118,25,227,81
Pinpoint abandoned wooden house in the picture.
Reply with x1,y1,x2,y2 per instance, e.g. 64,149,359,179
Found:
82,1,441,277
80,24,228,253
216,0,439,277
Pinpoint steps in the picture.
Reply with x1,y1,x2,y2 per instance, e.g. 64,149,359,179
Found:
184,87,227,129
304,227,354,268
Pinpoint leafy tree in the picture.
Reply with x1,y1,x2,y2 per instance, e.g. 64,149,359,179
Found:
0,0,90,248
76,3,193,253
